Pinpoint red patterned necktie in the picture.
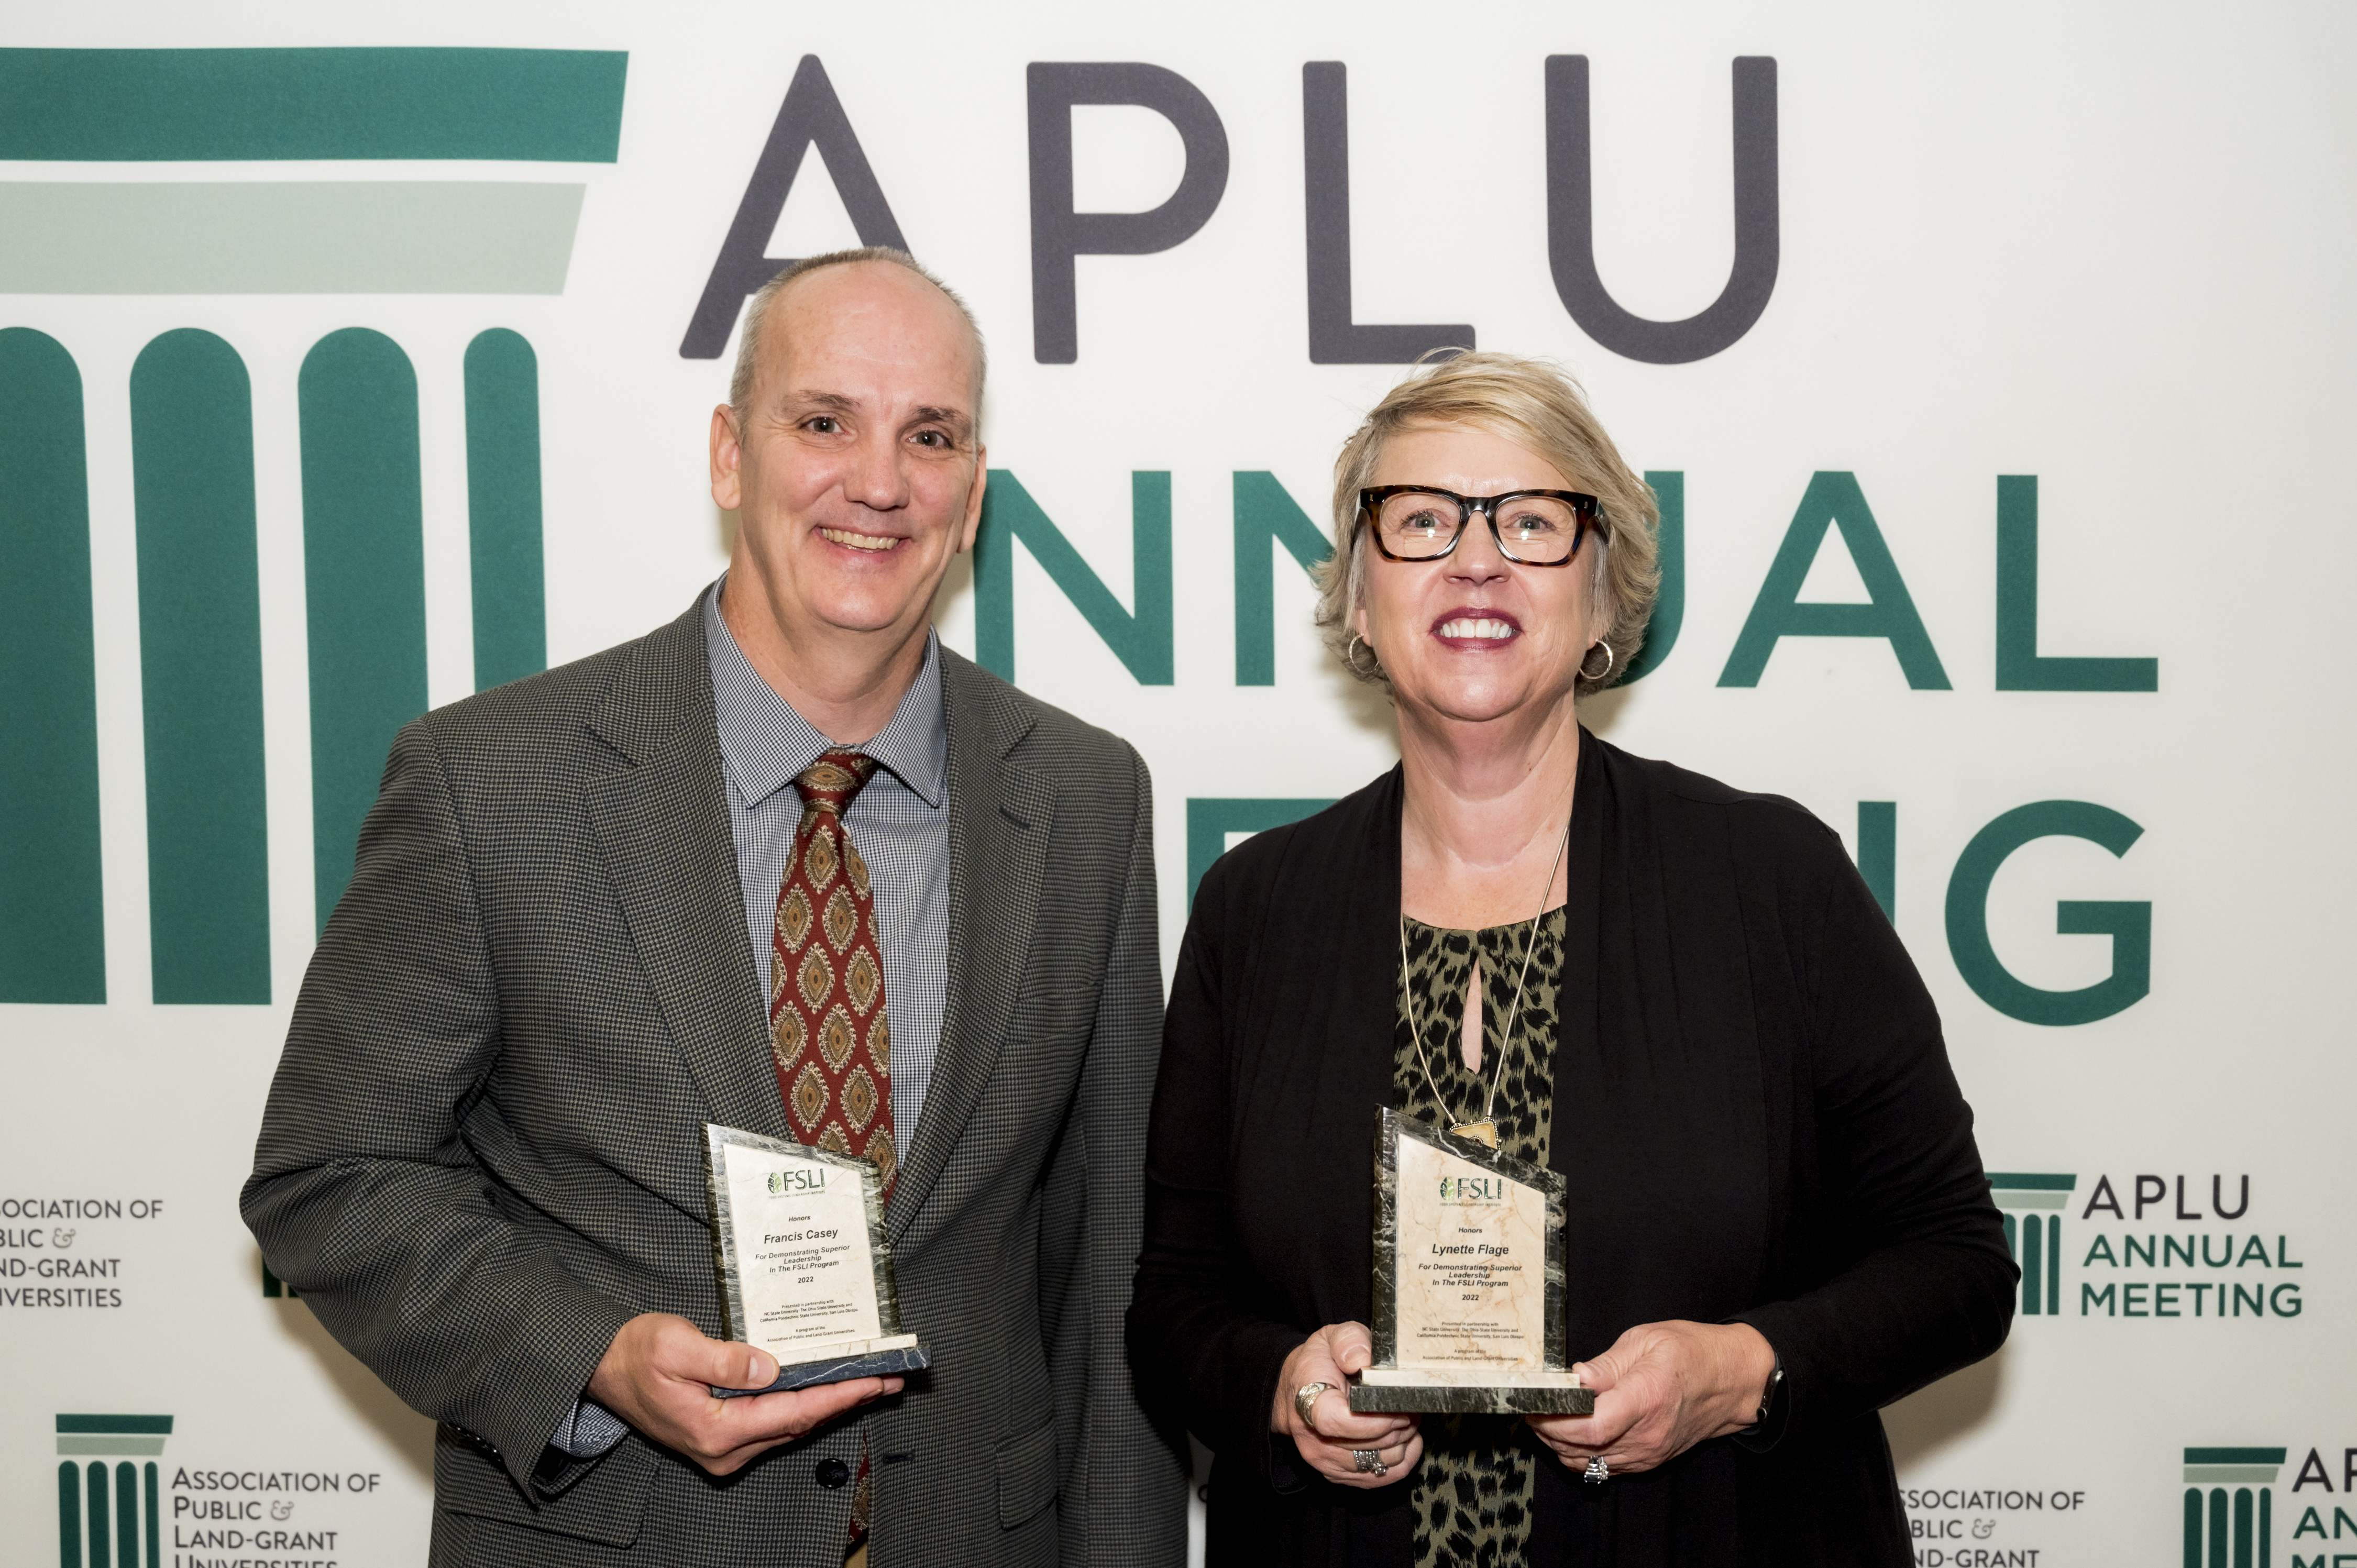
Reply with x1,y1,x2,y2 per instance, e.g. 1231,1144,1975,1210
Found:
767,748,893,1545
770,749,896,1190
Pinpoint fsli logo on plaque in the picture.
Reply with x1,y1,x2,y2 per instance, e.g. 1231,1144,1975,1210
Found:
54,1412,171,1567
768,1166,829,1197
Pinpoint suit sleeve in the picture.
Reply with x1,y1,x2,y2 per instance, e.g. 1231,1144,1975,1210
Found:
1038,744,1190,1567
239,718,640,1498
1728,821,2018,1445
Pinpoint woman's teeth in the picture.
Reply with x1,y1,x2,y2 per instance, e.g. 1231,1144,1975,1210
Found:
1438,618,1516,640
821,527,899,552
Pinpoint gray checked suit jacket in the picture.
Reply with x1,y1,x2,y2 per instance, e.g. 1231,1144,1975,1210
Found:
241,600,1189,1567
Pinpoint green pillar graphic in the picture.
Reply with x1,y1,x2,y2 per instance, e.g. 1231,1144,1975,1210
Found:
131,329,270,1002
114,1463,136,1563
1230,472,1330,686
300,329,427,933
55,1416,172,1566
84,1464,106,1566
57,1461,79,1567
2020,1209,2044,1315
1618,471,1683,683
976,470,1173,686
465,328,547,691
0,328,105,1002
2182,1451,2284,1568
1989,1174,2073,1315
0,47,630,162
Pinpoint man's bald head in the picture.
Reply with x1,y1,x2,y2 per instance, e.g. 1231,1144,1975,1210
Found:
729,248,986,430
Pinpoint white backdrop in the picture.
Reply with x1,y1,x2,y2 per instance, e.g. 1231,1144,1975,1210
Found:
4,5,2355,1564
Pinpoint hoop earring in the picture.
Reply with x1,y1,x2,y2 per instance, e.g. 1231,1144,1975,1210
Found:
1348,633,1380,677
1580,641,1615,681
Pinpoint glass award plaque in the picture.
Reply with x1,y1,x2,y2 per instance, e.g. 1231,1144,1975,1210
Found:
703,1123,929,1398
1348,1107,1592,1415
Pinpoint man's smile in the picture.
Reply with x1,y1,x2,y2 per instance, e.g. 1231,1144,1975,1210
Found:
819,525,902,553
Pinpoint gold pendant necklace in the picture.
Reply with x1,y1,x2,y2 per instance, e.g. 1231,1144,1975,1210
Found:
1400,808,1573,1153
1450,1117,1501,1151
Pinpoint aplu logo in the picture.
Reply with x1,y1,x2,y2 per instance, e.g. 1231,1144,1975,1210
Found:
54,1412,172,1567
1997,1169,2308,1322
2181,1447,2282,1567
2282,1445,2357,1563
2077,1173,2301,1321
0,47,598,1007
685,54,1781,368
1988,1173,2074,1318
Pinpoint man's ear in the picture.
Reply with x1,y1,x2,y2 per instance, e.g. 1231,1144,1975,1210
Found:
955,450,988,555
710,405,744,511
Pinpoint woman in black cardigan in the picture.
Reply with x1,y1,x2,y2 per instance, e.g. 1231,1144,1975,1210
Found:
1128,353,2015,1566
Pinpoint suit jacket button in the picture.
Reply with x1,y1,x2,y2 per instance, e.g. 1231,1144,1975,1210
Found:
815,1457,851,1489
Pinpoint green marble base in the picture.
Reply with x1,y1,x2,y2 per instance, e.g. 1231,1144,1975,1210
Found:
1347,1370,1595,1416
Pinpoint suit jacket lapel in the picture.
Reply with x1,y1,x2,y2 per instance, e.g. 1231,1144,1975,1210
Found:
582,602,785,1145
889,650,1052,1242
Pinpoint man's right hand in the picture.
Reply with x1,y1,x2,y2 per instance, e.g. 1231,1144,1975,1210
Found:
587,1312,901,1476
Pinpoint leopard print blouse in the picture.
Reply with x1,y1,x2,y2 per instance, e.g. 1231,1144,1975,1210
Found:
1393,909,1565,1568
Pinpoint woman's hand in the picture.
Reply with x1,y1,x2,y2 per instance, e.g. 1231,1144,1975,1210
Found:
1271,1322,1423,1488
1526,1321,1776,1477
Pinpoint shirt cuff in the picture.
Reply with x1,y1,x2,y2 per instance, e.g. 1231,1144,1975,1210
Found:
549,1396,629,1460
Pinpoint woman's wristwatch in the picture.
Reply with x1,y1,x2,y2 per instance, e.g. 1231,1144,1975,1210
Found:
1752,1359,1786,1427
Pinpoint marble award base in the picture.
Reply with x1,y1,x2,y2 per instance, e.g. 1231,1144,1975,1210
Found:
714,1334,930,1399
1348,1366,1595,1416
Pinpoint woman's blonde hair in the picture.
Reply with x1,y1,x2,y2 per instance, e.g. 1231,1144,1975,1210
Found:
1314,352,1659,697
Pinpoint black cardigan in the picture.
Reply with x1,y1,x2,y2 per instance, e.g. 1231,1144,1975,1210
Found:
1128,733,2016,1566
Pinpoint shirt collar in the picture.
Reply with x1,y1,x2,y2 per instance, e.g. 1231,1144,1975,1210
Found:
701,577,948,811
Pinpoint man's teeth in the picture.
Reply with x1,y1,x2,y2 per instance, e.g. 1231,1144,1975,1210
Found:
1439,618,1516,640
821,527,899,552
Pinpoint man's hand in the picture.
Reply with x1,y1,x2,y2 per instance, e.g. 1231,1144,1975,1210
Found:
1271,1322,1421,1488
1525,1320,1775,1477
587,1312,901,1476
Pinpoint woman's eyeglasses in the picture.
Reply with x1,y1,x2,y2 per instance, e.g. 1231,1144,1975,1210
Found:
1356,485,1605,566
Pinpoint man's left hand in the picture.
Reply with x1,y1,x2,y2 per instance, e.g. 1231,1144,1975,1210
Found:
587,1311,900,1476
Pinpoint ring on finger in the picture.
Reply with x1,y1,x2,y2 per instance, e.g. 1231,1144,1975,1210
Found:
1294,1382,1331,1432
1353,1448,1389,1477
1583,1455,1610,1485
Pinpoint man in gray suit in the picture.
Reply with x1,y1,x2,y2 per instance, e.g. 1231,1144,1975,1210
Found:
244,249,1187,1565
